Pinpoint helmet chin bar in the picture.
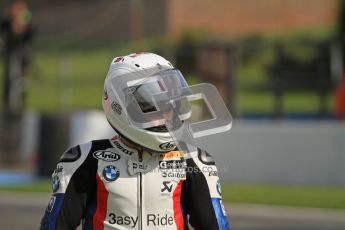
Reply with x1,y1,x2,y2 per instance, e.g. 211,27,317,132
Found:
107,119,177,153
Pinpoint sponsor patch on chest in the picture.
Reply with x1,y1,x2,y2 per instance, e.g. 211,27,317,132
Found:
160,180,174,195
127,159,151,175
112,139,134,155
108,213,138,228
160,151,184,160
107,213,174,227
159,160,186,169
102,165,120,182
161,170,186,179
93,150,121,162
159,158,187,180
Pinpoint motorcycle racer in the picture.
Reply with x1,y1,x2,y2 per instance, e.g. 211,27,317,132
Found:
40,53,231,230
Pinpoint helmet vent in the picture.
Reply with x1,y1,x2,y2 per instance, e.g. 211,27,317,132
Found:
135,64,140,67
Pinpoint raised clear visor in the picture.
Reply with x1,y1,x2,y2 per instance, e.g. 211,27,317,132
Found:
109,66,232,153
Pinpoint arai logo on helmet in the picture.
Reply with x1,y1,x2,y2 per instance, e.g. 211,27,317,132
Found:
159,141,176,151
93,150,121,162
111,101,122,115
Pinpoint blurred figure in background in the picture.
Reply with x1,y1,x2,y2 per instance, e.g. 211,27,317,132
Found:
337,0,345,120
0,1,33,113
335,73,345,119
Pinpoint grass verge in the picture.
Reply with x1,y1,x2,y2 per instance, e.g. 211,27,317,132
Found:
222,183,345,209
1,181,345,209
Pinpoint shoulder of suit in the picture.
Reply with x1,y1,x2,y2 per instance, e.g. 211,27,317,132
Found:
184,147,216,166
59,139,112,163
196,148,216,165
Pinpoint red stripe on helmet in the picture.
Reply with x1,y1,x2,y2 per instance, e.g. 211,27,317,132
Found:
114,57,124,63
93,173,109,230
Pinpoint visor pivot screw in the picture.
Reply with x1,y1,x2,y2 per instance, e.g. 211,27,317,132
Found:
169,100,176,108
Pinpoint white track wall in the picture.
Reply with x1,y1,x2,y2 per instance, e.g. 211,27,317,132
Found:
208,121,345,186
21,111,344,185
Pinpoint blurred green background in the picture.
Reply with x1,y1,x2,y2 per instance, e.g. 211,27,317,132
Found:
0,0,340,116
0,32,337,114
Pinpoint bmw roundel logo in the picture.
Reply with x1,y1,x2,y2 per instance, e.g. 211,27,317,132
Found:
52,175,60,192
102,165,120,182
216,179,222,196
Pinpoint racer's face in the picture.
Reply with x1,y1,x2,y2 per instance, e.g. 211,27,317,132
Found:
127,76,184,131
119,68,191,134
130,79,166,114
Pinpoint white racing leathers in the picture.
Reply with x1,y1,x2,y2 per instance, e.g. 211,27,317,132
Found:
40,134,231,230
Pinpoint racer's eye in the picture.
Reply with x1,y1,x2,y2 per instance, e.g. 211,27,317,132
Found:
132,86,157,113
137,101,157,113
145,125,168,132
130,80,167,113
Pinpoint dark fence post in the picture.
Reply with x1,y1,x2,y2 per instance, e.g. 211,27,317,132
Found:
0,113,22,166
196,42,237,117
37,114,70,177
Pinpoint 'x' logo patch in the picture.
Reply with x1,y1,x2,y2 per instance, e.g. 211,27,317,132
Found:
161,181,173,195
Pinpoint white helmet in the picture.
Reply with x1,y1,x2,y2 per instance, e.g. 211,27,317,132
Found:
102,53,190,152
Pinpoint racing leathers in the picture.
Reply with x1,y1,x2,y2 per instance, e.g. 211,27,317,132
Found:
40,133,231,230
